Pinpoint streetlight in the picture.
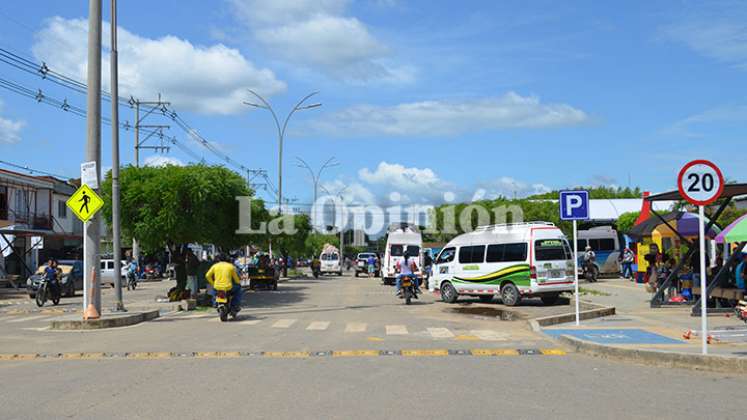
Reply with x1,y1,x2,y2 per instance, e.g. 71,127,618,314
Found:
244,90,321,214
296,156,340,205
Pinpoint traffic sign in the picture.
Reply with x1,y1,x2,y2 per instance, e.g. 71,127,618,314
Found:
66,184,104,223
677,160,724,206
559,190,590,221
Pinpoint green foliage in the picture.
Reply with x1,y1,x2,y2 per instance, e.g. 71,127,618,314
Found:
304,232,340,257
530,186,642,200
270,214,312,257
615,211,640,234
101,164,256,254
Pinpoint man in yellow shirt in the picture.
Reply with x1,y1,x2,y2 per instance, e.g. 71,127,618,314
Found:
205,254,243,312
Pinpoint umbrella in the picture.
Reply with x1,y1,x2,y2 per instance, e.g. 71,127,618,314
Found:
715,214,747,244
627,211,720,241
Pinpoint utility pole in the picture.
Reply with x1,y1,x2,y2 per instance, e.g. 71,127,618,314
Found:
110,0,124,311
130,94,170,261
243,90,321,214
84,0,102,313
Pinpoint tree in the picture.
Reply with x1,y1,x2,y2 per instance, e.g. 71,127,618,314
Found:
529,186,642,200
615,211,640,234
101,164,258,289
304,232,340,257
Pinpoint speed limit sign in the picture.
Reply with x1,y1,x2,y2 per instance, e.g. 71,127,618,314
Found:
677,160,724,206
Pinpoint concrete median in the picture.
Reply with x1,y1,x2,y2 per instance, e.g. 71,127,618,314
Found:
49,309,160,330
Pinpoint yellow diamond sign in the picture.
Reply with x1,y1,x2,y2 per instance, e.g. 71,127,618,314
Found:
66,184,104,223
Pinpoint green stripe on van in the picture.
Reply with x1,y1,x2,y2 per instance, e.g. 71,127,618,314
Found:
452,264,531,286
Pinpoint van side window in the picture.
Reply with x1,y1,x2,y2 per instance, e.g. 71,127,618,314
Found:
390,245,404,257
459,245,485,264
486,243,527,263
588,238,615,251
436,247,455,264
576,239,587,250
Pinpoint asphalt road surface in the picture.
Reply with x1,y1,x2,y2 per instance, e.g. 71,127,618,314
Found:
0,272,744,419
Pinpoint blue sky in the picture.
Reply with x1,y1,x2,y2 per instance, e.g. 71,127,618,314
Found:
0,0,745,209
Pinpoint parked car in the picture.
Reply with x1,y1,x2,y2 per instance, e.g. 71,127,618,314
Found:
26,260,83,298
100,259,128,287
355,252,380,277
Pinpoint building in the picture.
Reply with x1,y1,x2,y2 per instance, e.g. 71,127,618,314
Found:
0,169,82,278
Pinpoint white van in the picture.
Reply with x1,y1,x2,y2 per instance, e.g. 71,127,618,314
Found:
430,222,574,306
382,223,423,285
319,245,342,276
576,226,621,276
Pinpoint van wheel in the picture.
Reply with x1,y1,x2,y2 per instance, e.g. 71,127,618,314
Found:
541,293,560,305
478,295,494,303
500,283,521,306
440,282,458,304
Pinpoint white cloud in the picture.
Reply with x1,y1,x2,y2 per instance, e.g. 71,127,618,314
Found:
32,17,286,115
663,20,747,69
359,162,442,191
477,177,551,200
144,155,185,167
664,105,747,138
319,179,376,205
310,92,588,137
0,100,24,144
229,0,412,83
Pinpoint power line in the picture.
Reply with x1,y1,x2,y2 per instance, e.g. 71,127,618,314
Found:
0,159,73,179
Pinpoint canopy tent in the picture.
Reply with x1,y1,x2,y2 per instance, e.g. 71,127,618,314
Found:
715,214,747,244
628,211,720,241
644,183,747,312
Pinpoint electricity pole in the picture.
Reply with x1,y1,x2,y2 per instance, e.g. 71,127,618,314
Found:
110,0,124,311
84,0,102,313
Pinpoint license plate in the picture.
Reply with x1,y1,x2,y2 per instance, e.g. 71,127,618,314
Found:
216,296,228,303
550,270,563,278
402,280,412,287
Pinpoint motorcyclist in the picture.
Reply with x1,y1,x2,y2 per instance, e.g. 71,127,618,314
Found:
583,246,596,272
395,251,420,297
43,259,61,297
205,253,242,313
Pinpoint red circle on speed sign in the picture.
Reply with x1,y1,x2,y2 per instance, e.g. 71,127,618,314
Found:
677,160,724,206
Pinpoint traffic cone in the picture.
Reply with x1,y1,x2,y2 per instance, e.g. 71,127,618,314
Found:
682,329,692,340
83,267,100,320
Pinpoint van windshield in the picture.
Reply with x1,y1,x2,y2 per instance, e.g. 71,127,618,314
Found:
322,253,339,261
390,245,404,256
534,239,571,261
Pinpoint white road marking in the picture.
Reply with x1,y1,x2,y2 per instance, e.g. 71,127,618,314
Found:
272,319,297,329
344,322,367,333
470,330,508,341
306,321,330,331
6,315,48,323
182,313,211,319
236,319,262,325
386,325,408,335
427,327,455,339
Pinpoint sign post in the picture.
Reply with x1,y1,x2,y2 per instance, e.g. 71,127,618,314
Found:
677,160,724,355
559,190,590,326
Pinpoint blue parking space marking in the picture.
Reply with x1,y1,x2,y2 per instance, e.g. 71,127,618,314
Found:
544,328,682,345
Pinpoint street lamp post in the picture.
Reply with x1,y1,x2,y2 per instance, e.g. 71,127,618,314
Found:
295,156,339,205
244,90,321,214
320,185,349,262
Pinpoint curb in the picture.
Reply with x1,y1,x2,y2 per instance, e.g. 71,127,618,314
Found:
528,302,616,332
49,310,160,330
557,334,747,374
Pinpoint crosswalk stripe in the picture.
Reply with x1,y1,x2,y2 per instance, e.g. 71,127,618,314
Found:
272,319,297,329
470,330,507,341
344,322,367,333
7,315,48,323
427,327,455,339
182,313,210,319
386,325,408,335
306,321,330,331
237,319,262,325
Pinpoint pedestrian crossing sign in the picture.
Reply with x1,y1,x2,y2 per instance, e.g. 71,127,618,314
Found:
67,184,104,223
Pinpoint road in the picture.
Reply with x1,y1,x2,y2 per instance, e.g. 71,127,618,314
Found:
0,272,744,419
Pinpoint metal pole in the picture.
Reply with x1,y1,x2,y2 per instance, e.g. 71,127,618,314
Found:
278,132,283,214
698,205,708,354
132,100,139,262
110,0,124,311
573,219,580,326
84,0,102,313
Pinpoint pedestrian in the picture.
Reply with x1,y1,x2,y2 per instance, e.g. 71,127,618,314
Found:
186,249,199,298
736,253,747,295
621,246,635,280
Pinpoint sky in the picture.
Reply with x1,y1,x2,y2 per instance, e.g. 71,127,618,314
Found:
0,0,745,212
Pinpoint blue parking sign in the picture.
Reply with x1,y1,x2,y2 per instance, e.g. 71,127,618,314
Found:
559,190,589,221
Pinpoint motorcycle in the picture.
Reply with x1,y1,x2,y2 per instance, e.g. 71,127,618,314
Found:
144,264,161,281
582,259,598,283
312,260,321,279
35,277,61,307
399,274,419,305
126,271,138,291
215,289,238,322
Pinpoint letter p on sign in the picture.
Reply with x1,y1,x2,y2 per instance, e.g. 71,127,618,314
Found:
559,191,590,221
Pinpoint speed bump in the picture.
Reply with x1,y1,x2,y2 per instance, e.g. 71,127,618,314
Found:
471,348,519,356
264,351,310,358
333,350,380,357
401,349,449,357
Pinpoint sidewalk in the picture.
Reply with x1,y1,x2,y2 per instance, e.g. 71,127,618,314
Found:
542,276,747,365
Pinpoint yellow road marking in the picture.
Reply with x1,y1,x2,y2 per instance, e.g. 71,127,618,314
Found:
455,335,480,341
540,348,567,356
401,349,449,357
332,350,380,357
471,348,519,356
126,352,172,360
62,352,106,360
367,337,384,341
264,351,310,358
0,353,38,360
195,351,242,359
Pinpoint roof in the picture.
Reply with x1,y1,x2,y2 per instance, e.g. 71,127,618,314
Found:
0,168,54,189
646,183,747,202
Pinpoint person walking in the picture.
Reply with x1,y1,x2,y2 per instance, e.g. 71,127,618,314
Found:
186,249,200,298
621,247,635,280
